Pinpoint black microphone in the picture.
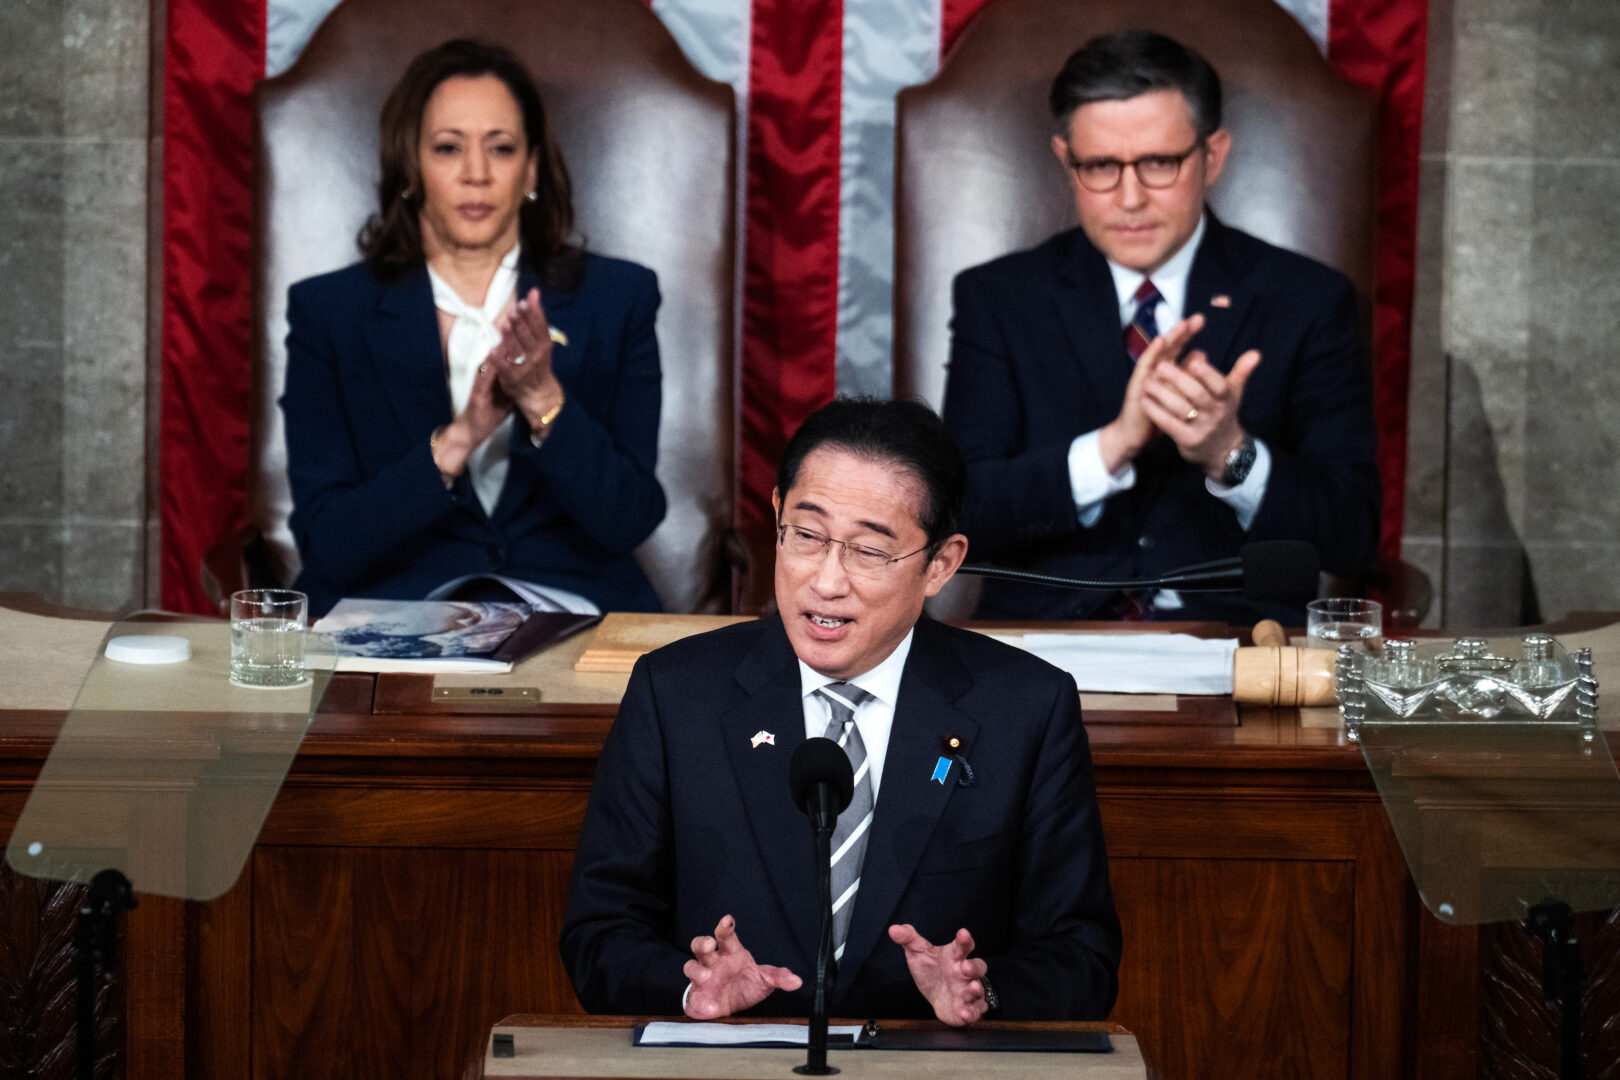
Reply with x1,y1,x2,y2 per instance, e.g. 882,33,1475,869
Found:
787,737,852,1077
789,737,854,836
959,540,1320,604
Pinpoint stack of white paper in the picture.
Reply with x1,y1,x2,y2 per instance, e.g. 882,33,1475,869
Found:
1018,633,1239,695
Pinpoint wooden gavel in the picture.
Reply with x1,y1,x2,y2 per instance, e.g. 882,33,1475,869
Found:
1230,619,1339,706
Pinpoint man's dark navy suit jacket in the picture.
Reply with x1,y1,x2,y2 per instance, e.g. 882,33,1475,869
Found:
944,215,1381,623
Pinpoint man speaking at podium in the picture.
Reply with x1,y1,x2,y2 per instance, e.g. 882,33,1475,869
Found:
561,398,1120,1024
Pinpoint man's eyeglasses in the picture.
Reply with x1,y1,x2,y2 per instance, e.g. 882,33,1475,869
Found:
777,523,929,577
1064,139,1205,193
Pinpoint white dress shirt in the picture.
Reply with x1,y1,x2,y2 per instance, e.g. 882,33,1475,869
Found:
426,245,598,616
427,244,521,518
796,629,913,801
1065,213,1271,536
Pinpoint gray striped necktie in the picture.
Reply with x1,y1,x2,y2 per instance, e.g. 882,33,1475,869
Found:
816,681,875,964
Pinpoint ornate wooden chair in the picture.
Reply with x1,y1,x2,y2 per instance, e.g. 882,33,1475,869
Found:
892,0,1427,626
204,0,741,614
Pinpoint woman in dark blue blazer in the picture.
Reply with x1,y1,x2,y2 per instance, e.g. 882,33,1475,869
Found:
281,39,666,618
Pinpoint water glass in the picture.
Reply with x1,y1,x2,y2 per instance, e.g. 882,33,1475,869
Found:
230,589,308,687
1305,598,1383,655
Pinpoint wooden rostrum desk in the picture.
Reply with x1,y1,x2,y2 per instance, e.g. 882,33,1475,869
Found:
0,601,1582,1080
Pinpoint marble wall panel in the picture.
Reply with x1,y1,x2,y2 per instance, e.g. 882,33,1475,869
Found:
0,141,68,355
1448,0,1539,159
1418,0,1620,624
1420,0,1455,158
0,142,66,523
1444,540,1542,626
59,523,140,610
1399,536,1445,629
1404,156,1451,541
1522,163,1620,558
1443,358,1539,623
1525,542,1620,622
0,0,148,609
1533,0,1620,160
63,0,149,138
62,139,148,525
0,524,63,599
0,345,65,520
0,1,64,137
1442,160,1533,538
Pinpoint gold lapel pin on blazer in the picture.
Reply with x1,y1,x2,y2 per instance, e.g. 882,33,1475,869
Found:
548,326,569,346
939,734,975,787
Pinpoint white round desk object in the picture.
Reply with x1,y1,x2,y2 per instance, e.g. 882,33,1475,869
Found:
104,634,192,665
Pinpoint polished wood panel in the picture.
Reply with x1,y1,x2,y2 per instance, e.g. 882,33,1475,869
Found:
0,695,1419,1080
12,603,1618,1080
1097,782,1412,1078
251,847,580,1080
1110,858,1355,1079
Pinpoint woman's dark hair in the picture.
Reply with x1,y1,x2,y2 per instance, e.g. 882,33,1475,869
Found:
775,397,966,552
1049,30,1223,139
359,38,583,287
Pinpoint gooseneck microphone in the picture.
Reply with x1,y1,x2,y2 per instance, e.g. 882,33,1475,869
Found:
960,539,1321,605
787,738,853,1076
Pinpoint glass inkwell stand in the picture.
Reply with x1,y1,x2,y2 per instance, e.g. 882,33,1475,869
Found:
1337,633,1613,1079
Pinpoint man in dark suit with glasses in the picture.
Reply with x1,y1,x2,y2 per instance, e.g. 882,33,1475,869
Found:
561,397,1121,1024
942,30,1380,624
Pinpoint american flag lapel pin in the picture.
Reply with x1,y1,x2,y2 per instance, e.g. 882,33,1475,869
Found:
1210,294,1232,308
750,730,776,749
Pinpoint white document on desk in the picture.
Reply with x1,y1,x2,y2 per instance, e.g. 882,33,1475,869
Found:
637,1022,866,1046
1018,633,1239,695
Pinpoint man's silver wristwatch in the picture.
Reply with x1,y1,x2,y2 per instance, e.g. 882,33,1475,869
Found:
1218,433,1257,487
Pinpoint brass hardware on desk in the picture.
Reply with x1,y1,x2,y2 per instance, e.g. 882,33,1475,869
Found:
432,686,540,704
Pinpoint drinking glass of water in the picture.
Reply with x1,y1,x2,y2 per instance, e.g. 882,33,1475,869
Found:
230,589,308,687
1305,598,1382,655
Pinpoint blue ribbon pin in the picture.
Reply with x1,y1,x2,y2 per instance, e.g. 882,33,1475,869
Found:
930,757,952,785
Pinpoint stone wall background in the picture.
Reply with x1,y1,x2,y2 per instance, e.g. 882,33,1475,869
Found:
1,0,1616,624
0,0,153,610
1407,0,1620,626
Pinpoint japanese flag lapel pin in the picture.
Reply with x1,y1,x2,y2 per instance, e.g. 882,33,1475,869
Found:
750,730,776,749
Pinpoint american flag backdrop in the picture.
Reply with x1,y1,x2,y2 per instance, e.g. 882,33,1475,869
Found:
158,0,1425,612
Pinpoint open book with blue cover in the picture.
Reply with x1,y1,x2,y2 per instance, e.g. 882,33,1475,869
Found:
312,598,600,673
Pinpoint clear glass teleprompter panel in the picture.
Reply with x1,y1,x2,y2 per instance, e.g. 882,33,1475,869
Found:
1339,636,1620,925
5,617,335,900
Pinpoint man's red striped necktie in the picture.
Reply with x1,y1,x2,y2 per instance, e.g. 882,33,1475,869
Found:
1116,278,1162,620
1124,279,1162,361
